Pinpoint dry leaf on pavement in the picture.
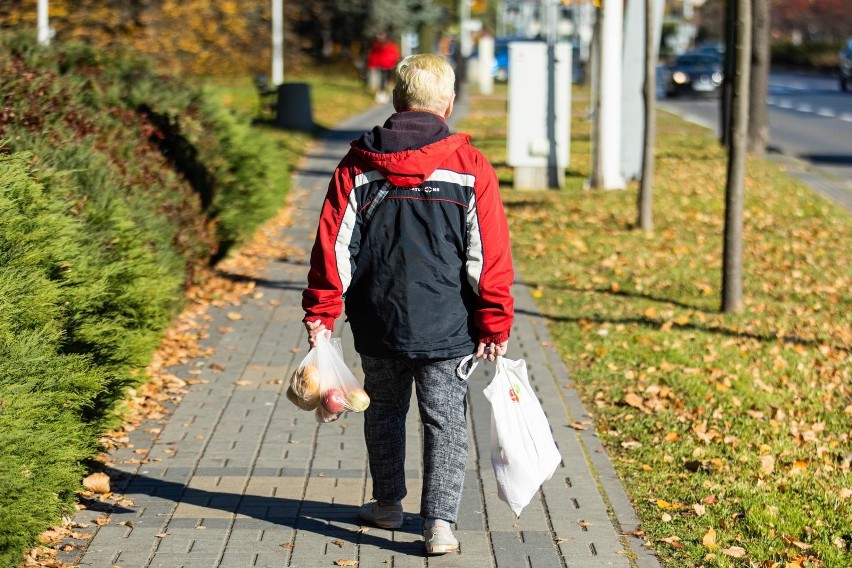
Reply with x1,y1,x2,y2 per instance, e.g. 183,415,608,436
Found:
82,473,110,494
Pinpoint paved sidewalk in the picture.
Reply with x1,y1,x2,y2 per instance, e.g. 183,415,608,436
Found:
60,100,660,568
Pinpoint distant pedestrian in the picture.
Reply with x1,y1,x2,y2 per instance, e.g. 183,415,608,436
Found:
302,54,514,555
366,32,400,103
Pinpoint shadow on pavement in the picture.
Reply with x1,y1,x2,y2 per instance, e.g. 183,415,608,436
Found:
800,154,852,165
101,467,425,556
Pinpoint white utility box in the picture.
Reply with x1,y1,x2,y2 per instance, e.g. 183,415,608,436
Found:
507,41,571,189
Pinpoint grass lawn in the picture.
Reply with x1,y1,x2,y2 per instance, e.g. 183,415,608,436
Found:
460,84,851,567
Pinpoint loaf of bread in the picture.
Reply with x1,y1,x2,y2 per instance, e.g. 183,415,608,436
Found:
290,364,321,405
287,385,319,410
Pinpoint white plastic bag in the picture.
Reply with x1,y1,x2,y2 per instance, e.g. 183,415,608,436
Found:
287,333,370,423
482,356,562,517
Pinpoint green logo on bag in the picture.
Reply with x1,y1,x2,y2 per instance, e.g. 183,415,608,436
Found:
508,383,521,403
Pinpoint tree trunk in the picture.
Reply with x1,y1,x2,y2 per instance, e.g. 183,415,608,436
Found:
747,0,770,155
722,0,751,314
638,0,655,231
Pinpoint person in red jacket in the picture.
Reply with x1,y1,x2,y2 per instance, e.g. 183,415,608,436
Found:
302,54,514,555
366,32,401,103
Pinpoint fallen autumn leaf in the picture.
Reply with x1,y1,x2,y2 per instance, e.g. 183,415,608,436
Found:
82,473,110,494
721,546,746,558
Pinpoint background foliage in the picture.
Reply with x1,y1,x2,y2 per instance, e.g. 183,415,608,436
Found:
0,0,453,76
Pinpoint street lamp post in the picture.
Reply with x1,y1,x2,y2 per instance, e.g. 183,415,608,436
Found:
271,0,284,85
460,0,472,58
37,0,50,45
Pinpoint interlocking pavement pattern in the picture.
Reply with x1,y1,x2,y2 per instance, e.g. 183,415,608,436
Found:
60,100,661,568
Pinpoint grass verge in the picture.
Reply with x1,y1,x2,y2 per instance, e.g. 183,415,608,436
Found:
460,84,851,567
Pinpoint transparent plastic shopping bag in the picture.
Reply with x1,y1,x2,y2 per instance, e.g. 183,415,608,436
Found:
481,356,562,517
287,333,370,423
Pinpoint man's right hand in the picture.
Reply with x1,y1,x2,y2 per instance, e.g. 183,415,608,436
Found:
475,340,508,362
304,320,331,348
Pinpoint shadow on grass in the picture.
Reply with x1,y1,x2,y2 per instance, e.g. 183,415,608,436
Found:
518,279,706,312
514,281,847,352
515,306,844,351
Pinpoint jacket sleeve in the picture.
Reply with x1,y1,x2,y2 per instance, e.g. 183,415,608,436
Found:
301,161,359,331
467,152,514,344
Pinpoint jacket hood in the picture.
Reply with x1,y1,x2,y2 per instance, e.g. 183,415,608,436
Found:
351,112,471,187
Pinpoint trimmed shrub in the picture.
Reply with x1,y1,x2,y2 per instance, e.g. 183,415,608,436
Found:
0,153,102,567
0,32,283,565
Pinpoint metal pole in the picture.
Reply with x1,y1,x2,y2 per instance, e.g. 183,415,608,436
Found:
460,0,472,58
271,0,284,86
546,0,560,188
720,0,735,146
37,0,50,45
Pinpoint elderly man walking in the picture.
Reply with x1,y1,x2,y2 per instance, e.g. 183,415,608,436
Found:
301,54,514,555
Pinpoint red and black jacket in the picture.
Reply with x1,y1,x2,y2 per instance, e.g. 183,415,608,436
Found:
302,111,514,359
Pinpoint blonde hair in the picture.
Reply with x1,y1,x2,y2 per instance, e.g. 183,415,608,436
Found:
393,54,455,114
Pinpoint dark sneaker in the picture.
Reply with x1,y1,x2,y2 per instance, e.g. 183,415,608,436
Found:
358,501,403,529
423,525,459,555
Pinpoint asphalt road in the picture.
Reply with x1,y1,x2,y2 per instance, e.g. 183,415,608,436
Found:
658,71,852,190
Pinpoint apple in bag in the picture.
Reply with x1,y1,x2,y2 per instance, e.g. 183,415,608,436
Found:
322,387,347,414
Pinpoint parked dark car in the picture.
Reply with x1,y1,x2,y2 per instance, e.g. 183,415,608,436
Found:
695,42,725,58
840,38,852,92
664,52,724,97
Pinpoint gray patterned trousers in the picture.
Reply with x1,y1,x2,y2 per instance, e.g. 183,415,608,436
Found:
360,355,469,522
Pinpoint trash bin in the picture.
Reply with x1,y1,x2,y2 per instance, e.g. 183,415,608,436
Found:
275,82,313,131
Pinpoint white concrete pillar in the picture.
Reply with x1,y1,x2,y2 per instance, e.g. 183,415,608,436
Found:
478,35,494,95
598,0,625,189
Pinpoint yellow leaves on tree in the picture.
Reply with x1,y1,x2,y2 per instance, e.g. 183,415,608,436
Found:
0,1,288,76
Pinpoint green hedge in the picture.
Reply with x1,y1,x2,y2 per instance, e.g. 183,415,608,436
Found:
771,40,844,71
0,153,104,564
0,33,282,566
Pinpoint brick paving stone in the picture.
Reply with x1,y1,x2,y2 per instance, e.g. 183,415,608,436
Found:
60,97,661,568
